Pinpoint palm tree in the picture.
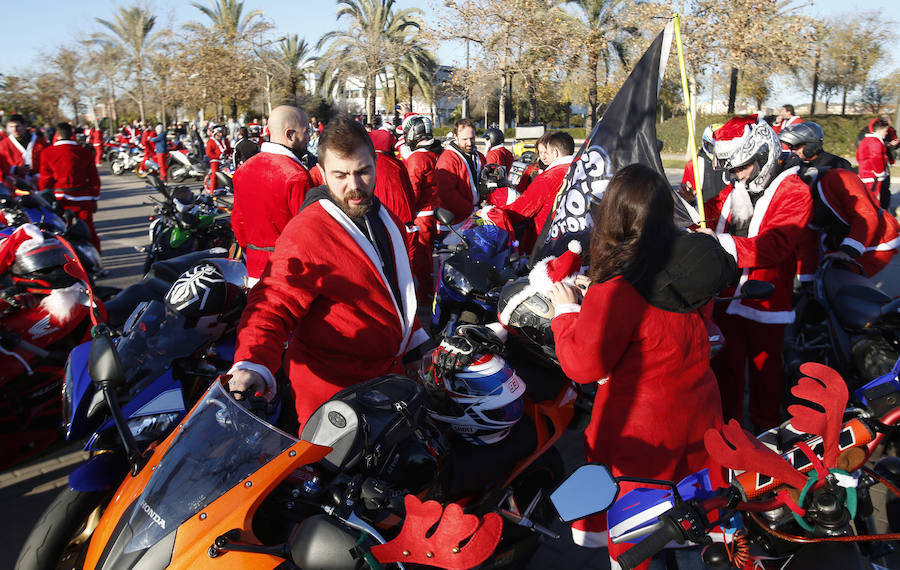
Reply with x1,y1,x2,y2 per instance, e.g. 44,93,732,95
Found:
317,0,424,122
187,0,270,117
95,6,161,122
276,34,315,106
394,35,437,112
566,0,635,129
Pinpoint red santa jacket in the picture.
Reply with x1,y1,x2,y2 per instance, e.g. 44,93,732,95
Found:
139,129,152,153
797,168,899,272
857,133,888,188
0,133,47,180
406,148,439,216
484,155,572,253
206,136,231,164
435,145,485,224
38,141,101,201
485,145,514,173
705,167,812,323
552,277,722,517
232,142,312,280
89,129,103,146
309,163,325,187
772,115,803,134
374,151,415,225
231,197,428,426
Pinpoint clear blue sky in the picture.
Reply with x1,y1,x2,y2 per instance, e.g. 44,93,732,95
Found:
0,0,896,106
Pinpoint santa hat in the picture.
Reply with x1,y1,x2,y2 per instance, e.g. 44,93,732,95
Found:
498,241,583,326
369,128,395,154
712,114,759,157
0,223,43,274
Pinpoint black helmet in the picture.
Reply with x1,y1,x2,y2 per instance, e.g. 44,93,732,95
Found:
11,235,78,292
483,127,504,149
478,164,507,199
779,122,824,159
164,258,248,334
520,150,536,164
403,115,433,149
496,277,557,363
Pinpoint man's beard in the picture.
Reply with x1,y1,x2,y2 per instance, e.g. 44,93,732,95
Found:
336,189,372,218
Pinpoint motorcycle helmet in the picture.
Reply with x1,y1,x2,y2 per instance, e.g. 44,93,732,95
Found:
427,352,525,445
478,163,507,199
496,277,557,362
11,235,78,292
483,127,504,149
779,122,824,160
164,258,248,337
520,150,536,165
713,115,781,193
403,115,434,149
700,123,722,162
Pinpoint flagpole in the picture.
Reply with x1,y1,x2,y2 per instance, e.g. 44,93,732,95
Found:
673,13,706,228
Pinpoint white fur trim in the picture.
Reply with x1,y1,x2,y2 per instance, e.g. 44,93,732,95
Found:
527,257,556,293
568,240,582,255
870,235,900,252
228,361,277,395
408,327,429,350
725,302,794,324
486,322,508,342
444,145,482,206
797,274,815,282
841,237,865,256
39,284,87,325
718,233,737,262
546,154,574,170
318,200,418,356
260,141,305,167
571,527,609,548
498,285,538,326
553,303,581,317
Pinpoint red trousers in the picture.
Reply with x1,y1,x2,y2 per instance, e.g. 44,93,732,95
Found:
155,153,168,181
206,161,219,193
711,310,786,429
93,144,102,166
59,200,101,253
412,214,436,301
140,148,151,169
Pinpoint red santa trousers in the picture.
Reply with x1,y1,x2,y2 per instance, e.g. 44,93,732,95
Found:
155,153,168,181
206,161,219,193
93,144,102,166
711,311,786,429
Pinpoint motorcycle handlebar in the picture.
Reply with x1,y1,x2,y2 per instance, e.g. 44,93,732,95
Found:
617,515,686,570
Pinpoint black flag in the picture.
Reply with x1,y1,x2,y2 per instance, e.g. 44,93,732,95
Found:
538,21,688,259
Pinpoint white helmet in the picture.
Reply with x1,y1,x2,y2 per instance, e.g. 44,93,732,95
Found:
713,115,781,193
427,352,526,445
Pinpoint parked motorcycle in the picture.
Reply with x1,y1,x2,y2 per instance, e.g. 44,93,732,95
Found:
109,144,141,176
168,148,209,182
550,361,900,569
66,324,576,569
784,257,900,390
15,256,249,570
431,208,525,336
141,176,234,273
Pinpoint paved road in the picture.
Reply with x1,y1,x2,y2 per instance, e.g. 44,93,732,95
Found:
1,165,898,569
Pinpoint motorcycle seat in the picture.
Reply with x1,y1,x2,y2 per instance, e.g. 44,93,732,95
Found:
439,414,537,498
104,277,172,328
146,248,228,282
824,266,891,329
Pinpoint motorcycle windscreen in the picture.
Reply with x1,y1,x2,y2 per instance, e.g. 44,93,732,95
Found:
122,381,297,554
116,300,220,394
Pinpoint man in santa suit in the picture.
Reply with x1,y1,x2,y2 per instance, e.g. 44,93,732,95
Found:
0,114,48,186
783,121,900,277
403,115,443,300
483,131,575,254
700,115,812,430
771,104,802,135
369,128,415,226
483,127,514,173
231,105,312,285
857,118,891,207
227,116,428,429
138,124,152,172
149,125,170,181
89,126,103,166
205,124,232,193
38,122,101,251
858,115,898,209
435,118,485,225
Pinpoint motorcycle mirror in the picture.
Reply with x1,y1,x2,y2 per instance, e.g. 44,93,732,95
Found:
88,332,126,388
550,464,620,523
435,208,455,227
740,280,775,300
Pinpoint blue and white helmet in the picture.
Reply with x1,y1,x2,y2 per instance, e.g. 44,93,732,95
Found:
428,352,526,445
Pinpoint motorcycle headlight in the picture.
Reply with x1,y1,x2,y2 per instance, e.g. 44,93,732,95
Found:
62,355,74,435
127,412,181,443
442,262,473,296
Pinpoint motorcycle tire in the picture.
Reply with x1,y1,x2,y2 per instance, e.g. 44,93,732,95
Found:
111,160,124,176
172,171,188,183
135,164,149,179
14,486,110,570
851,336,899,384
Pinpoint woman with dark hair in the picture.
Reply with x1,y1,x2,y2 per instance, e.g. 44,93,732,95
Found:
547,164,735,565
